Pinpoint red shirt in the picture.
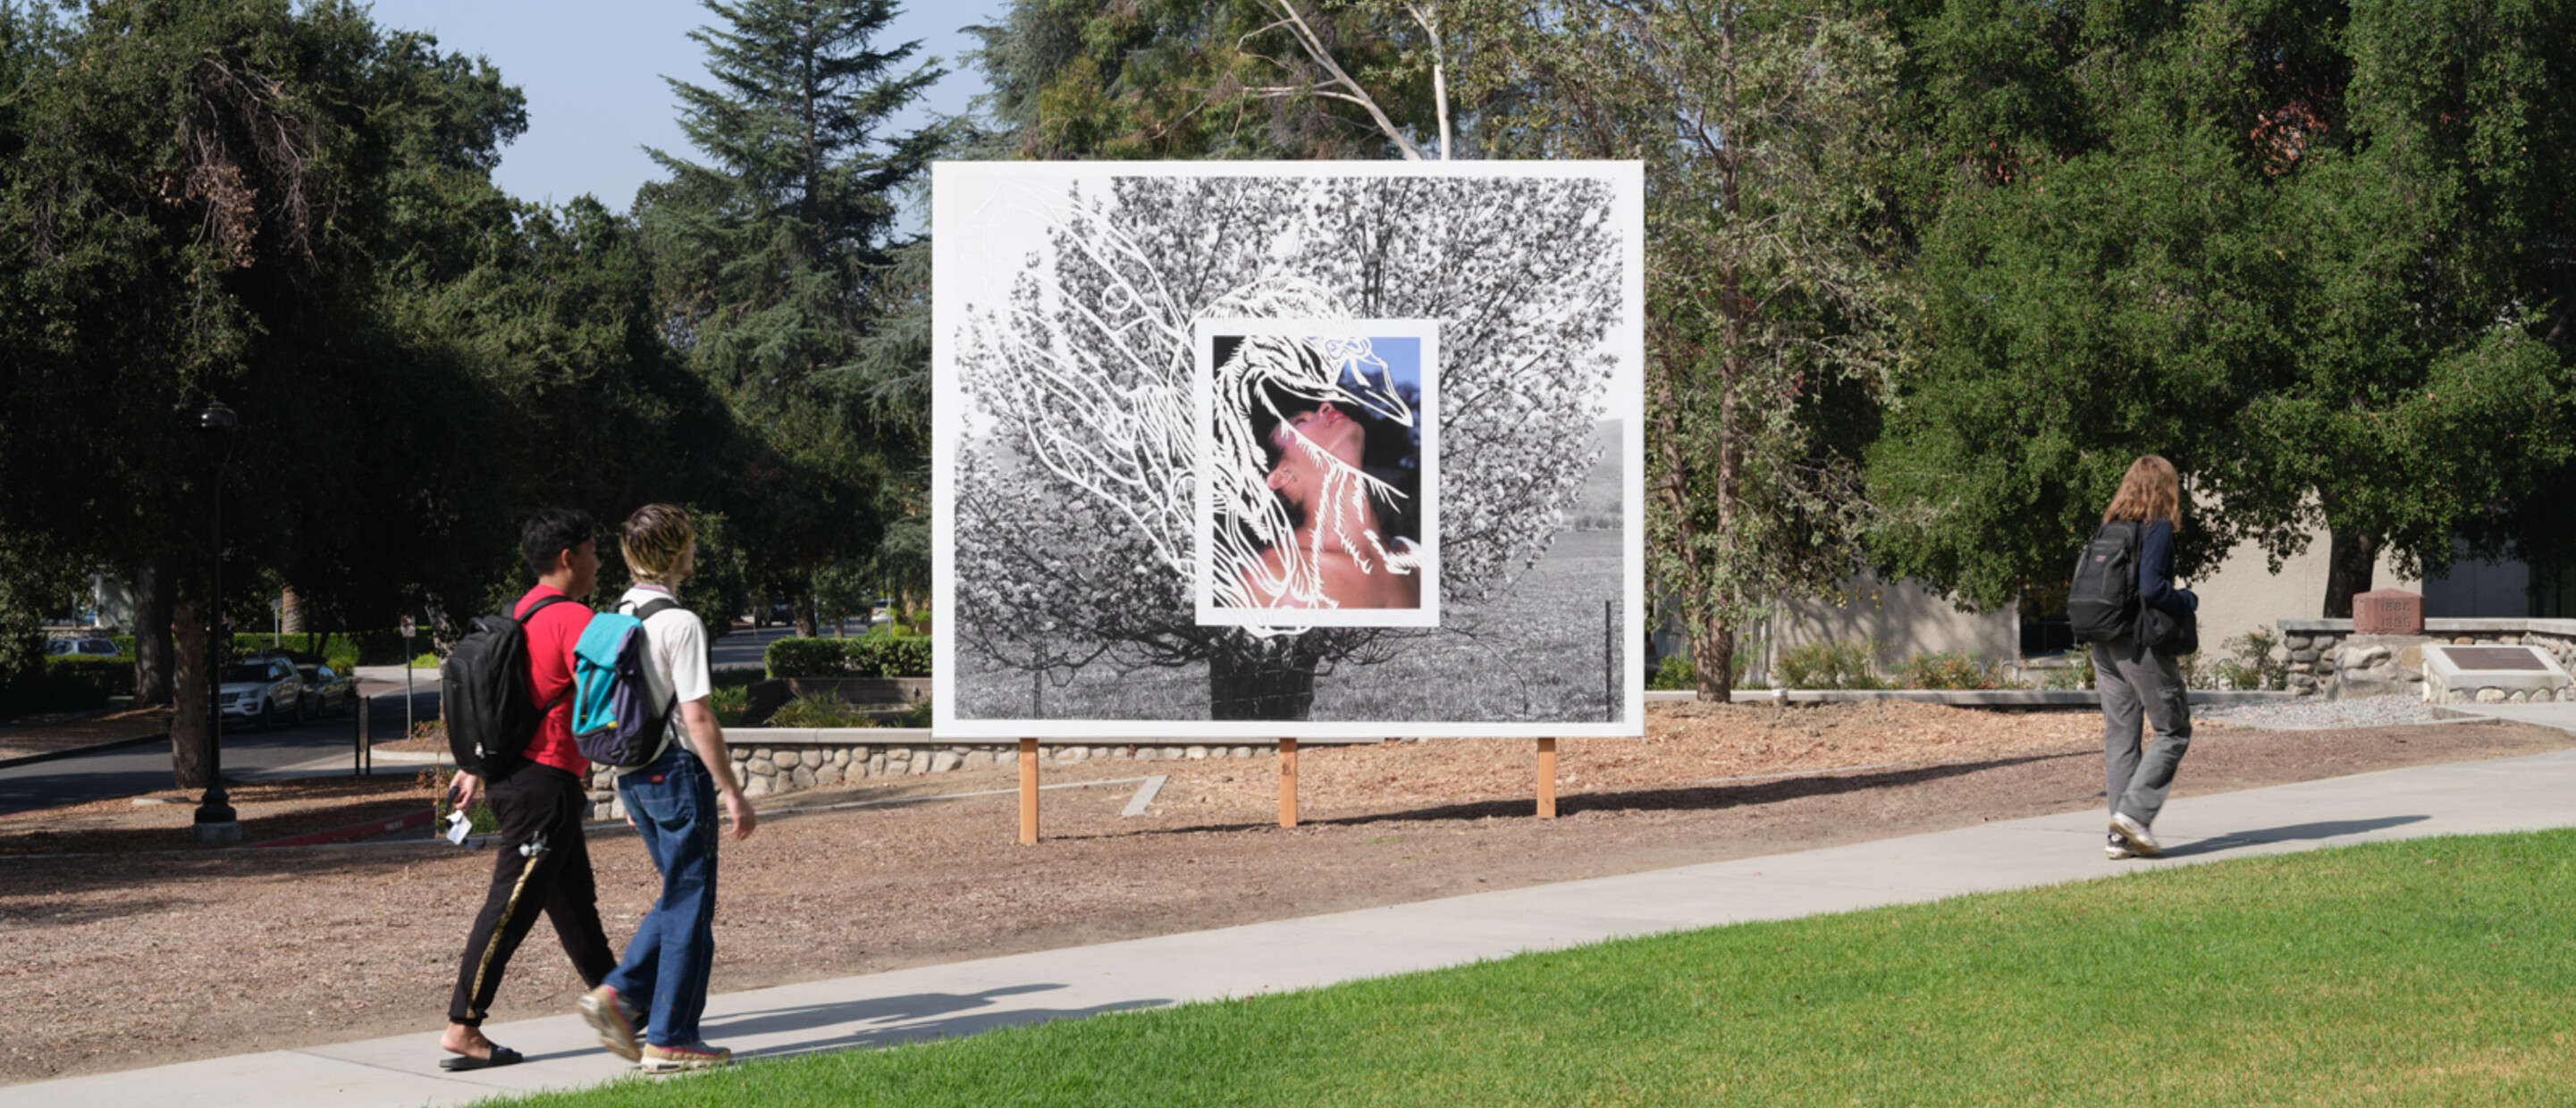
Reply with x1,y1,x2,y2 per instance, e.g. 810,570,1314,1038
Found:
515,585,593,776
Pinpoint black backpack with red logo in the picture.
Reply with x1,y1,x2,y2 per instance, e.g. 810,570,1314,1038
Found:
2067,521,2140,643
442,595,576,774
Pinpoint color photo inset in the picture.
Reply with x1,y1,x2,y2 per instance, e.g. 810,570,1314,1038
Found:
1196,320,1439,629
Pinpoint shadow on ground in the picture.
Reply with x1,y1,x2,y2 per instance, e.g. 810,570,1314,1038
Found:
1112,749,2096,838
2160,815,2432,859
706,983,1169,1058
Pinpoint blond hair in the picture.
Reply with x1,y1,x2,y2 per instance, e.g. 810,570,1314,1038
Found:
620,503,695,586
2101,456,2182,528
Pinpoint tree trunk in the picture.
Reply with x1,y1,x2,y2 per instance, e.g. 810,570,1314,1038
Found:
131,557,173,706
794,598,817,639
171,590,214,790
281,585,303,634
2322,527,2378,619
1208,642,1317,721
1693,616,1737,703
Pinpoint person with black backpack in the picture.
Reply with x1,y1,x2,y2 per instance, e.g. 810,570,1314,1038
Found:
572,503,756,1072
436,508,617,1071
2070,456,2200,860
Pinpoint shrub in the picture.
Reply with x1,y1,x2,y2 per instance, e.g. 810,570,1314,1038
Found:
764,636,933,679
766,689,875,728
1900,651,1997,691
1772,637,1887,690
2033,650,2095,690
113,633,384,668
709,684,751,727
2207,629,2286,691
894,696,931,728
0,655,132,716
1647,655,1697,691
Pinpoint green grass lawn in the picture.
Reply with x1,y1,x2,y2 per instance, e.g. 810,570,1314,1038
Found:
484,829,2576,1106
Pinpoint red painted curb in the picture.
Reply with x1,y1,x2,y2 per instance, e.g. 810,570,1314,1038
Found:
239,808,436,849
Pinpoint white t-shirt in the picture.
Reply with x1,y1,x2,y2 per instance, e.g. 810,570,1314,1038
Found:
617,585,711,766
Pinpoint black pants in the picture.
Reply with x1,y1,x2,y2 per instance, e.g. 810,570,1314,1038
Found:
448,761,616,1026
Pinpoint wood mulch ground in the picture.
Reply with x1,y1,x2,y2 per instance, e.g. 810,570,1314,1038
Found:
0,705,171,760
2,701,2567,1085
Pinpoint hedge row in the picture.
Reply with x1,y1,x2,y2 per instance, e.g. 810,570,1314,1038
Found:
764,636,932,679
0,656,133,718
92,631,407,669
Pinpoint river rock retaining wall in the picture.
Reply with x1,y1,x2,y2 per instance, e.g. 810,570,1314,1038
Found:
2277,617,2576,700
582,730,1275,819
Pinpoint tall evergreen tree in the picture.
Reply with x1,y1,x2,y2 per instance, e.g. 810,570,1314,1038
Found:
640,0,945,634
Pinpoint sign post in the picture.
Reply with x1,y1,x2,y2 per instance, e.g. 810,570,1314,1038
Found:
400,617,417,744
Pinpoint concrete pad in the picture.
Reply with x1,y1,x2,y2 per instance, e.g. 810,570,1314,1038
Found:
13,746,2576,1107
2430,701,2576,733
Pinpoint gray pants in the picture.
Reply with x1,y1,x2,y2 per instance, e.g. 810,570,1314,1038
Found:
2093,633,2192,827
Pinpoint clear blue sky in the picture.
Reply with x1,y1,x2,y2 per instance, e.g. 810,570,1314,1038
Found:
358,0,1007,213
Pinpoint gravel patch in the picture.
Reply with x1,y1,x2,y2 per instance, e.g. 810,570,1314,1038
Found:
2193,693,2451,731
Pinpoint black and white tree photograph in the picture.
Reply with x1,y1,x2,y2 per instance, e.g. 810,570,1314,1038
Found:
932,163,1643,738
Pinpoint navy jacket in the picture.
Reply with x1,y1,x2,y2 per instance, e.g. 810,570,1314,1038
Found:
2137,518,2198,619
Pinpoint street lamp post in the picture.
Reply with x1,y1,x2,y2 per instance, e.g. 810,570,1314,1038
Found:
193,402,242,844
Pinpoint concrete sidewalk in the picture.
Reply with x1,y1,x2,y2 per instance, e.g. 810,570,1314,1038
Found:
13,740,2576,1108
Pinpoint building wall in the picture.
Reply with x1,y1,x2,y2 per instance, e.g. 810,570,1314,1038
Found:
1764,571,2018,677
2190,533,2420,652
1655,526,2462,683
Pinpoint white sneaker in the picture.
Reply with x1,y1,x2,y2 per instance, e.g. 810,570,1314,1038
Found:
2106,842,2135,860
2111,812,2163,857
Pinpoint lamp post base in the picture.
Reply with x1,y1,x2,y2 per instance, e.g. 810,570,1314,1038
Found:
190,820,243,844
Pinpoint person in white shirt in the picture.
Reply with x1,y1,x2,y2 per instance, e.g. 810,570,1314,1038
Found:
576,504,754,1072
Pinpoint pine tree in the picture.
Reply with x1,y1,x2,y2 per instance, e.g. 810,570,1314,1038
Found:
640,0,946,633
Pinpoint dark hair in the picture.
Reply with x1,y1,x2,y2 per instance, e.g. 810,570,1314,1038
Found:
1247,378,1422,543
521,508,596,580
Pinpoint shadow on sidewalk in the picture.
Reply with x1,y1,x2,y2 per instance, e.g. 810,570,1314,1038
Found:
703,982,1168,1059
2160,814,2430,859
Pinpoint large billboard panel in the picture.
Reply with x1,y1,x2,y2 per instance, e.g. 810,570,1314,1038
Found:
933,162,1644,739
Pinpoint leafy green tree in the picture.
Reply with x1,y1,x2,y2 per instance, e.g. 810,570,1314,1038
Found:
1866,0,2576,619
0,1,753,785
640,0,946,635
1442,0,1911,700
0,0,466,781
968,0,1444,160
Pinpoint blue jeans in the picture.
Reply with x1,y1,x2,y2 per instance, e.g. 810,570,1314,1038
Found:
606,742,720,1046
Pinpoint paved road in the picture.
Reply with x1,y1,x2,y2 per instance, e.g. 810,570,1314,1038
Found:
0,620,801,818
0,683,431,818
711,623,801,670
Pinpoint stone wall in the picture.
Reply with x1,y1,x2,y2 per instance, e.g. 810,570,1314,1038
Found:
2277,618,2576,700
583,730,1274,820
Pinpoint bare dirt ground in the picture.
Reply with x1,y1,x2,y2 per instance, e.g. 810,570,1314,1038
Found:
3,701,2568,1085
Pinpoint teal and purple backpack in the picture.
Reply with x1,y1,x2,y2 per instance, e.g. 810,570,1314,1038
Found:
570,598,679,769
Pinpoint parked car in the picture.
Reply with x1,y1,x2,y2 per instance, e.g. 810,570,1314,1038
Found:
297,664,357,718
218,655,304,730
45,636,121,658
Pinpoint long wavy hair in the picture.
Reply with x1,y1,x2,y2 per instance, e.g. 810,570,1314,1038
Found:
2101,455,2182,527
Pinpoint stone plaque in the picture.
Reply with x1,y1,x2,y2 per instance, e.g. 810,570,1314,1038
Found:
2446,647,2548,671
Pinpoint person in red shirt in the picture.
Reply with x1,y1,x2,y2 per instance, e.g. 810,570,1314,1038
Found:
438,508,617,1071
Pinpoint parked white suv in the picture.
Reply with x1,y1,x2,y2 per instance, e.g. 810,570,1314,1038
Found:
218,656,305,730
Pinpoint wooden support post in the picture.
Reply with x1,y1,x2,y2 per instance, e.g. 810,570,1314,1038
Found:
1018,738,1040,845
1278,737,1299,827
1536,736,1558,818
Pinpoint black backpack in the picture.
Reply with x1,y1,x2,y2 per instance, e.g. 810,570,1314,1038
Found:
442,594,577,775
2067,521,2140,643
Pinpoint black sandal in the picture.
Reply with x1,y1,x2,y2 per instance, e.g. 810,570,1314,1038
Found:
439,1045,524,1071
